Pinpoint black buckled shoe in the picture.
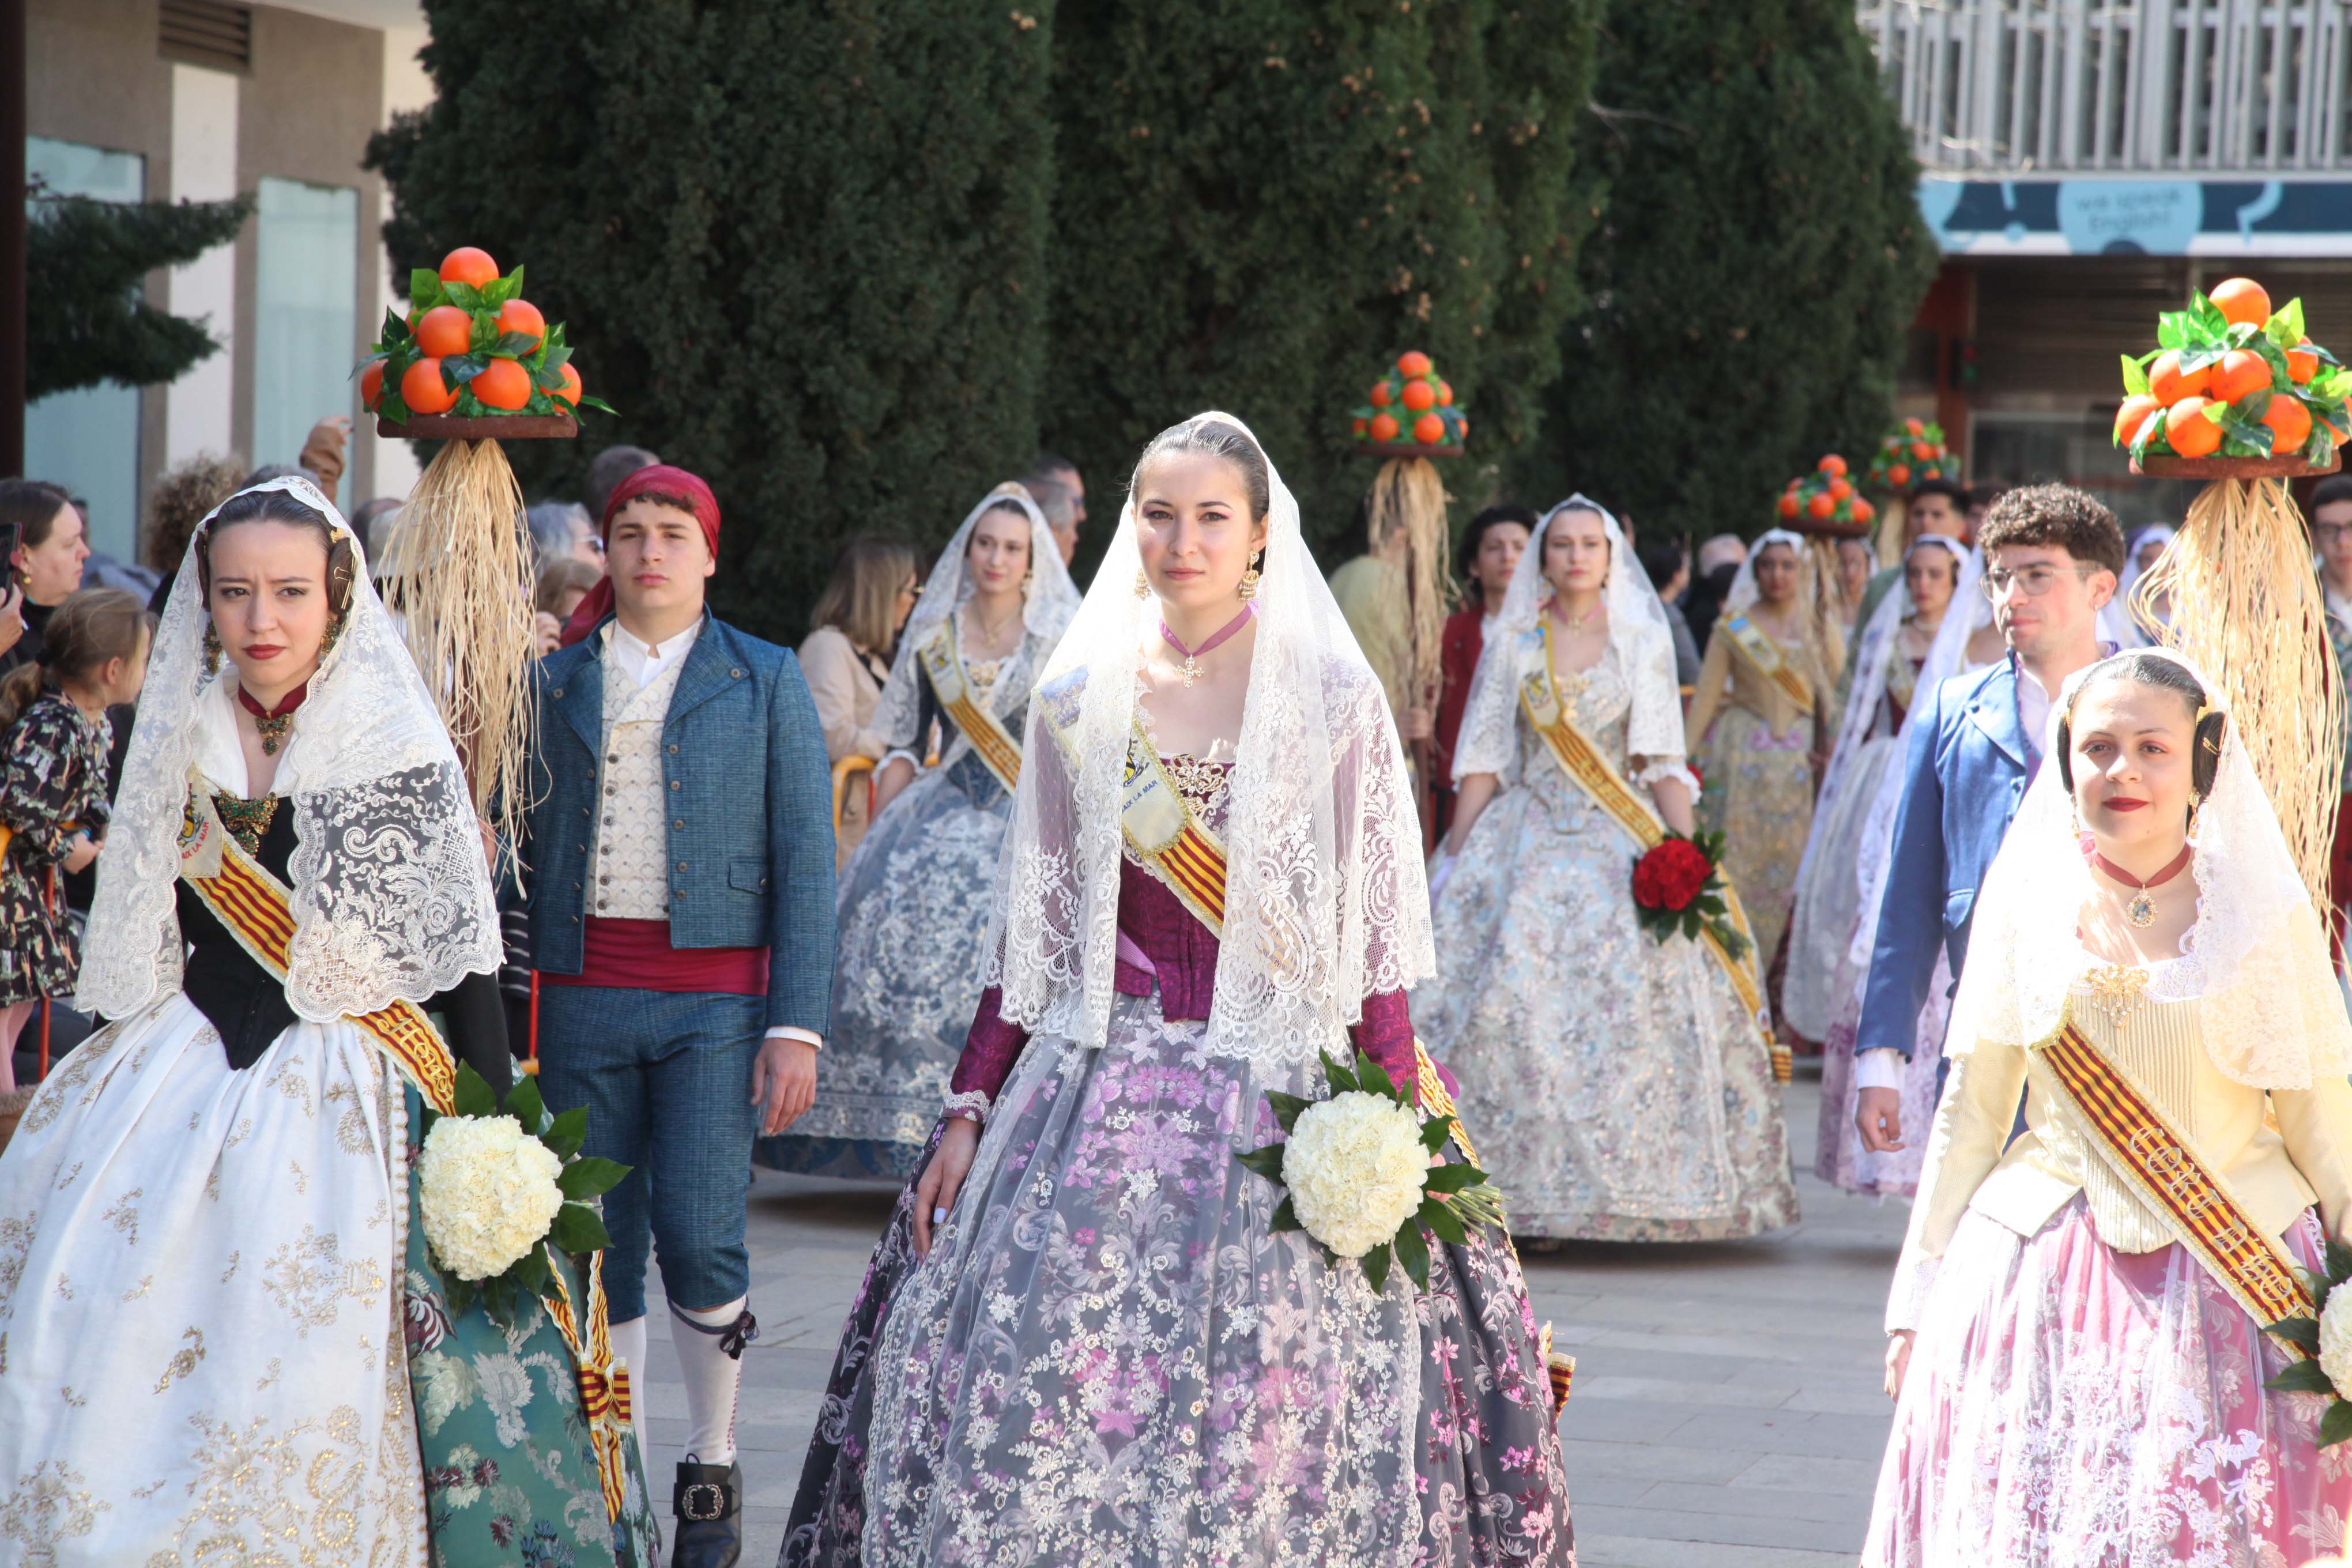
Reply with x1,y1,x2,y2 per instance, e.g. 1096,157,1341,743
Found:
671,1458,742,1568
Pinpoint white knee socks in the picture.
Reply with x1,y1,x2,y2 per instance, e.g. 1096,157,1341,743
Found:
610,1314,651,1483
670,1295,751,1466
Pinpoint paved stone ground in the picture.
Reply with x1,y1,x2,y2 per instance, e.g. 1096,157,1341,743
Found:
628,1061,1906,1565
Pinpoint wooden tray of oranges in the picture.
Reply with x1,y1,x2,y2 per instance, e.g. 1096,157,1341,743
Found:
2113,276,2347,478
359,246,608,435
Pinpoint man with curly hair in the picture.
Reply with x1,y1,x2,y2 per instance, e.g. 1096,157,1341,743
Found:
1853,482,2124,1156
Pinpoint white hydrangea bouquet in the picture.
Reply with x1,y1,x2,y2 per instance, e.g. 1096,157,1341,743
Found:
417,1062,629,1324
1234,1050,1505,1292
2264,1235,2352,1445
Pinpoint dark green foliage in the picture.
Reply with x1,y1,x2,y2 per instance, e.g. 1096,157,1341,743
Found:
1517,0,1936,539
369,0,1057,639
1043,0,1601,565
27,191,252,399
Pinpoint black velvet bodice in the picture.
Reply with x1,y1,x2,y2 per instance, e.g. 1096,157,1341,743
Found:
175,796,510,1090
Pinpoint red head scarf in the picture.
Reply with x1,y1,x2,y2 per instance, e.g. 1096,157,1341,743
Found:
557,463,723,649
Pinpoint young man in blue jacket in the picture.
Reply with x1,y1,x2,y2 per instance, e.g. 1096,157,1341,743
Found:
527,464,834,1568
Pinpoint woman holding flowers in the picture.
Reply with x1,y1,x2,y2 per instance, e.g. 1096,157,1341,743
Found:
1419,497,1797,1243
1869,649,2352,1565
781,414,1573,1568
0,477,655,1566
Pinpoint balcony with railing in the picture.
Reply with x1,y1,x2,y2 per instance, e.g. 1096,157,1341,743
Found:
1859,0,2352,174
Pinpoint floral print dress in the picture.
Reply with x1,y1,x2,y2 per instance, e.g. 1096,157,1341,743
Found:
0,693,110,1007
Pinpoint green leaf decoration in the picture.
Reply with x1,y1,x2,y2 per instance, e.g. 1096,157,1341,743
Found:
1355,1051,1397,1101
480,272,521,308
2120,354,2150,397
2178,342,2225,374
1362,1242,1392,1294
557,1155,631,1200
443,353,485,386
1420,1115,1453,1154
443,279,484,313
481,1275,518,1327
2267,1315,2324,1352
542,1106,588,1162
503,1073,545,1133
491,330,540,358
1234,1144,1290,1182
1321,1051,1359,1096
1394,1218,1431,1291
2268,297,2307,348
1269,1194,1302,1232
2266,1357,2338,1396
576,395,619,417
1264,1091,1314,1134
441,1270,477,1320
2189,290,2227,337
451,1061,499,1120
2324,1235,2352,1285
1419,1196,1467,1246
511,1244,551,1293
2157,313,2187,351
2323,1399,2352,1449
1423,1162,1486,1194
409,268,442,314
551,1201,613,1255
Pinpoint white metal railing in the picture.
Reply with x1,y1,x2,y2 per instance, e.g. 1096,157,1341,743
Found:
1858,1,2352,172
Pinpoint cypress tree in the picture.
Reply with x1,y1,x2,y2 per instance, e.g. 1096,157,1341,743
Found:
1521,0,1936,537
29,191,251,398
369,0,1056,639
1041,0,1600,560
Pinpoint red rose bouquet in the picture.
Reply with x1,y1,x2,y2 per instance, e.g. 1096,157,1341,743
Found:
1631,829,1747,960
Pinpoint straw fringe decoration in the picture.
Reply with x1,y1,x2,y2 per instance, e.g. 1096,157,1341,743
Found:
1367,457,1455,722
2136,476,2346,909
376,439,538,864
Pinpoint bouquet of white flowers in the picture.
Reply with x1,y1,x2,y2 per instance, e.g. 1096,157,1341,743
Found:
417,1062,629,1324
2264,1236,2352,1446
1234,1050,1505,1291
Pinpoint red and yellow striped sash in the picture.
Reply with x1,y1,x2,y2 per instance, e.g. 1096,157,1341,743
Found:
179,794,458,1114
1118,730,1229,934
1516,631,1789,1082
919,620,1023,797
1721,615,1815,716
542,1249,636,1520
2036,1017,2316,1354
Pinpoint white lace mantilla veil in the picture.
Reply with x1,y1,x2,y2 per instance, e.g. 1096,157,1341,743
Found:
77,474,503,1024
1796,533,1969,894
1944,646,2351,1090
1449,494,1687,790
868,482,1083,764
981,412,1434,1062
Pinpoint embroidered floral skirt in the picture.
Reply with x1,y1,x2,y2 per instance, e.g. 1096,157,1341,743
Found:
1781,733,1899,1043
1694,706,1815,978
1813,946,1951,1199
1865,1196,2351,1567
781,992,1577,1568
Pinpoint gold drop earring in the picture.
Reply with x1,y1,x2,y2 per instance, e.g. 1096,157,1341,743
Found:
1237,550,1263,601
1134,568,1150,598
202,621,223,677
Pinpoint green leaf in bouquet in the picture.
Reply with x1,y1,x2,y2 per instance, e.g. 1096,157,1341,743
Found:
2268,297,2307,348
1423,1161,1486,1194
1269,1195,1302,1233
1321,1051,1359,1095
1234,1144,1290,1183
379,306,411,345
468,312,499,354
1362,1242,1392,1293
481,1275,519,1327
2189,290,2227,338
511,1244,552,1294
1394,1218,1431,1291
443,280,484,313
542,1106,588,1162
2119,355,2150,397
480,270,521,308
1419,1195,1467,1245
1420,1114,1453,1153
1264,1090,1314,1133
551,1201,613,1256
2324,1234,2352,1286
452,1060,499,1119
2220,411,2275,456
2157,313,2187,351
2264,1357,2336,1396
409,268,443,314
440,1269,477,1320
503,1073,545,1133
2323,1399,2352,1449
491,331,540,358
558,1155,631,1200
2266,1315,2323,1353
1355,1051,1397,1102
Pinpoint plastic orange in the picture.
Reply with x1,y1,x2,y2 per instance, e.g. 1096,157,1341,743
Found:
470,357,532,411
1436,380,1453,407
414,305,473,360
1412,412,1445,444
2149,351,2208,405
495,298,545,352
2290,339,2320,384
1905,417,1925,436
2261,394,2312,454
360,363,384,412
1370,382,1392,408
1455,416,1468,440
401,357,457,416
2209,277,2271,330
1887,463,1911,487
2113,394,2162,446
1818,454,1847,477
549,364,583,409
1804,492,1835,520
439,247,500,288
2207,349,2270,406
2165,397,2223,458
1397,350,1433,379
1369,412,1400,443
1401,379,1436,413
1851,498,1876,523
1778,492,1800,519
1827,478,1852,502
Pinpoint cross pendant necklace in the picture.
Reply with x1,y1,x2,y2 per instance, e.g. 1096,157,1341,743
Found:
1159,605,1256,688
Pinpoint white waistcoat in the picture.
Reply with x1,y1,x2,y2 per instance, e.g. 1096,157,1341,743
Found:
589,649,689,919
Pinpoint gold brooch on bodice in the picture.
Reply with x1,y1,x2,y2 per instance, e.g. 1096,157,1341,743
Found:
2081,964,2150,1027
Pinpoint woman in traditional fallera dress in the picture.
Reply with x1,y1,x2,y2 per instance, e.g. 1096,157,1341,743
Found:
1867,649,2352,1566
1783,536,1965,1048
1685,527,1843,978
781,414,1573,1568
1419,498,1796,1243
0,478,657,1567
760,484,1081,1182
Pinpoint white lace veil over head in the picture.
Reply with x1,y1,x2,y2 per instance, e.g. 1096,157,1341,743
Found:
77,474,503,1024
869,483,1083,759
1724,527,1810,616
1449,495,1686,786
1946,646,2351,1089
982,412,1434,1062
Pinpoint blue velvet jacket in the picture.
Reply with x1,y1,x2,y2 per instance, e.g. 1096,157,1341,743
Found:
523,612,835,1034
1856,656,2032,1058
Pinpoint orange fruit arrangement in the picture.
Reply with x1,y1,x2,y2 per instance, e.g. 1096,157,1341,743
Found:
358,247,610,426
1777,454,1876,537
2114,276,2346,465
1866,417,1959,491
1351,350,1467,450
